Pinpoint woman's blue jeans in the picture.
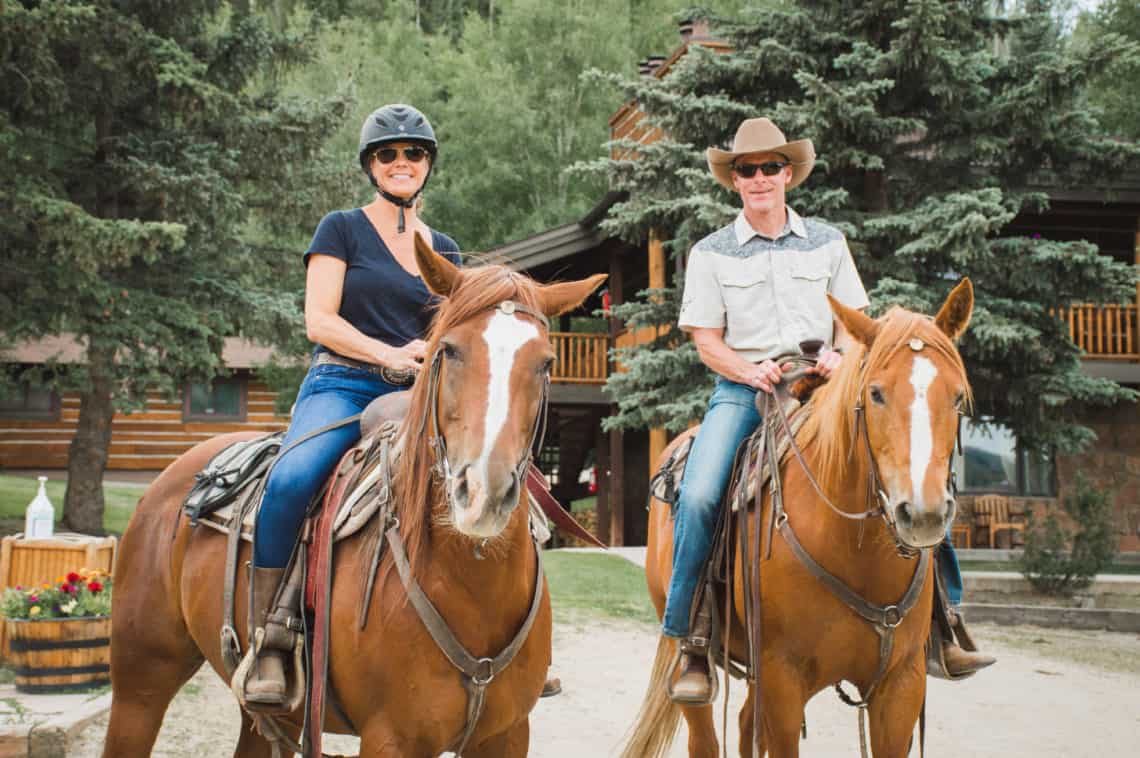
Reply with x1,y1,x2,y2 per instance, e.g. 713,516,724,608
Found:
253,363,401,568
940,531,965,606
663,378,761,638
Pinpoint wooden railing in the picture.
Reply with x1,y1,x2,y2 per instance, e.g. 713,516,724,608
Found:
550,332,609,384
1056,303,1139,360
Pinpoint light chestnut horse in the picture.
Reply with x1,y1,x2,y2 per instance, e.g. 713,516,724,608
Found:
100,236,605,757
624,280,974,757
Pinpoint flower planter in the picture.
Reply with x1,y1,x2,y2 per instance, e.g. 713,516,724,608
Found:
5,616,111,693
0,534,116,658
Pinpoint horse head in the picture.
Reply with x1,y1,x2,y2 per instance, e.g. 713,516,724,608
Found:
410,233,606,540
825,279,974,549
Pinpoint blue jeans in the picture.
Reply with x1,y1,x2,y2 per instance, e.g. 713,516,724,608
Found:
663,378,762,638
253,364,401,568
940,530,964,606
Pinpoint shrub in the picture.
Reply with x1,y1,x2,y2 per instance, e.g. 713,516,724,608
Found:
1019,474,1118,595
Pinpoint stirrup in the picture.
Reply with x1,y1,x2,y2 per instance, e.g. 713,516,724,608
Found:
666,638,718,705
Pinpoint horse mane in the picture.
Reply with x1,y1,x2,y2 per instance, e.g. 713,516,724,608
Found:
392,262,545,575
796,307,972,502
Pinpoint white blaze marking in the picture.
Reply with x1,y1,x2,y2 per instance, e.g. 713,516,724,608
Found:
478,311,540,474
909,356,938,504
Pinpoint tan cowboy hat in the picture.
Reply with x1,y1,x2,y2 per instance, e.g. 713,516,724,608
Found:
707,117,815,191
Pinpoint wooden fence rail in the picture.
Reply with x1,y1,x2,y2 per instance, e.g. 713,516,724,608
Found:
1056,304,1139,360
550,332,609,384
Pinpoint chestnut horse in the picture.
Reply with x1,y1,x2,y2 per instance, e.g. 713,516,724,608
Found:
623,280,974,757
100,236,605,757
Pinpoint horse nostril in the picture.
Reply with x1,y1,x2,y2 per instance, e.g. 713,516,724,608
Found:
452,467,470,510
895,502,914,529
500,470,521,510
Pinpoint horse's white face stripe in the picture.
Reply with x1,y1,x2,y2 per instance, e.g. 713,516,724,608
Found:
478,311,540,473
909,356,938,503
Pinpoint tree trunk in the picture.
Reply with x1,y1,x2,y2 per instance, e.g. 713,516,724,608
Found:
62,346,115,534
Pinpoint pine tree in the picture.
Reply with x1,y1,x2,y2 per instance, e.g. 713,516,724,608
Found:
0,1,351,531
580,0,1140,451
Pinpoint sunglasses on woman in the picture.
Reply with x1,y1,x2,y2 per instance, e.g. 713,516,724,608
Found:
733,161,789,178
374,146,429,164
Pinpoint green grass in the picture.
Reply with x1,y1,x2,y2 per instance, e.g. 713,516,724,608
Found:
543,551,656,626
0,475,143,536
960,560,1140,575
569,495,595,514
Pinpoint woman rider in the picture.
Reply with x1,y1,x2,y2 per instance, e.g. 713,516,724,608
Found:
244,104,460,709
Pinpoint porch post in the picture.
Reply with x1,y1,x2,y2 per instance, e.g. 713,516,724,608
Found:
608,246,626,546
648,229,668,479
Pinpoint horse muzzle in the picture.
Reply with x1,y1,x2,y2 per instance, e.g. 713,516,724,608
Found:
449,463,521,538
888,494,955,549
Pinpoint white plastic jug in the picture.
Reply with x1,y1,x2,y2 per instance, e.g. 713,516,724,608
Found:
24,476,55,539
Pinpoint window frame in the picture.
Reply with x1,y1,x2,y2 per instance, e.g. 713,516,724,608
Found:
0,376,61,421
182,375,248,423
954,417,1057,497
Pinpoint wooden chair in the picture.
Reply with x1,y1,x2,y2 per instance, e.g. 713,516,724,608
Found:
972,493,1025,548
950,509,972,549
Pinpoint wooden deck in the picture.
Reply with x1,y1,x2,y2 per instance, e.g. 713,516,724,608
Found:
1057,302,1140,361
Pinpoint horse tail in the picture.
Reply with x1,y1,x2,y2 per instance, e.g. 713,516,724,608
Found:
619,633,681,758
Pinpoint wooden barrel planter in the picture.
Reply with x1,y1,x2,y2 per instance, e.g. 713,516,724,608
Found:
5,616,111,693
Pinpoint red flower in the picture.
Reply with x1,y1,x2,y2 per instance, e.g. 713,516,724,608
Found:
87,581,103,593
67,572,82,584
28,595,38,603
60,583,75,594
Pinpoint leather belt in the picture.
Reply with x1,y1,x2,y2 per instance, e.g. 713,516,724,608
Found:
313,352,416,387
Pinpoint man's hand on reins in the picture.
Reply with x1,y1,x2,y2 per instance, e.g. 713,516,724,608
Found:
743,359,784,394
810,348,842,378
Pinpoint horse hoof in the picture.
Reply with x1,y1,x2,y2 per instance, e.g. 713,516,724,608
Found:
541,676,562,697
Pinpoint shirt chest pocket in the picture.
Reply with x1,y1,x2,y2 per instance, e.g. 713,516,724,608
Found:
719,267,767,315
788,260,830,299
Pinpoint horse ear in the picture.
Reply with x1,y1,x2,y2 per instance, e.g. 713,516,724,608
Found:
538,273,608,317
414,232,461,297
828,294,879,347
934,278,973,342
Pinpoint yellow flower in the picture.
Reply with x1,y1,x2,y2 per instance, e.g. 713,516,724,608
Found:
29,606,41,617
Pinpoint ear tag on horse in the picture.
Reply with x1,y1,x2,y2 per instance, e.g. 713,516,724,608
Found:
499,301,517,316
908,338,924,352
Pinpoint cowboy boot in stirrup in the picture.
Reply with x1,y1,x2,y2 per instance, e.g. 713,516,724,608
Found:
245,566,290,708
668,591,718,705
942,606,996,678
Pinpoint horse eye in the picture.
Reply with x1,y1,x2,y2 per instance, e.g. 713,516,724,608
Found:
442,343,461,362
541,356,555,375
869,386,886,405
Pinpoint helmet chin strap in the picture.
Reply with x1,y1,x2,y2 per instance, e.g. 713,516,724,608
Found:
378,188,417,233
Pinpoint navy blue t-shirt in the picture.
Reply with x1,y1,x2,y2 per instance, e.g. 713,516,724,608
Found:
303,209,461,353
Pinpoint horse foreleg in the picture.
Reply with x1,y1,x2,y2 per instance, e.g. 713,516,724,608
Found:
465,719,530,758
743,663,804,758
680,703,718,758
868,657,926,758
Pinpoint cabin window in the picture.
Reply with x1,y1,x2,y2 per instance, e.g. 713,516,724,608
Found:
0,375,60,420
954,418,1056,497
184,376,246,422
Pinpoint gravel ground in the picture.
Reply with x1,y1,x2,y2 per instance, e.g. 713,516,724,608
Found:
72,620,1140,756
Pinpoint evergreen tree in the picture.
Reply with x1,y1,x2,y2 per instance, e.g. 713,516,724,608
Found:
1076,0,1140,139
0,1,350,531
580,0,1140,453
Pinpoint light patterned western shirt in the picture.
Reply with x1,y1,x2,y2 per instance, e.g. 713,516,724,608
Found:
679,208,869,363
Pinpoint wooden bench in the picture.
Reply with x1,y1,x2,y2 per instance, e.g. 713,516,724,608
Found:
972,494,1025,548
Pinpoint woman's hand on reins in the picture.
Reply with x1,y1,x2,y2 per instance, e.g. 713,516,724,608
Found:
379,339,428,373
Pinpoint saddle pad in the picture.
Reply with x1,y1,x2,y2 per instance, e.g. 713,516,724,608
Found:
183,432,283,525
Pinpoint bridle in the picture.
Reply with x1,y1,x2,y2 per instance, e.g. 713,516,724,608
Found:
422,300,552,522
769,343,964,559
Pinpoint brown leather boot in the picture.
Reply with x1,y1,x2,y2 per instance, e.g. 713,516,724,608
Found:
669,645,714,704
540,675,562,697
942,608,995,678
245,566,289,707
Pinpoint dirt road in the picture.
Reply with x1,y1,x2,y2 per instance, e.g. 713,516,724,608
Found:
72,619,1139,756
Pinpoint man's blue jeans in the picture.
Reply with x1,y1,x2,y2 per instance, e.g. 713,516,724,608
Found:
940,531,965,607
253,363,401,568
663,378,761,638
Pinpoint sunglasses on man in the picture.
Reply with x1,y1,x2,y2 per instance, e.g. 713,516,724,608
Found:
373,146,430,164
733,161,789,179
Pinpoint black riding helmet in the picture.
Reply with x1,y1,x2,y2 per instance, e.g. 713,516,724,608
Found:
358,104,438,233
